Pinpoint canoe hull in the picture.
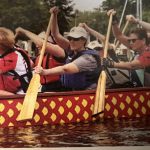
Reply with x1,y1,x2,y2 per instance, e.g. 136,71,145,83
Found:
0,88,150,128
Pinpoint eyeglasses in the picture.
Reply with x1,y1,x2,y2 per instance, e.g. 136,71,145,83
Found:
128,38,138,43
68,37,81,41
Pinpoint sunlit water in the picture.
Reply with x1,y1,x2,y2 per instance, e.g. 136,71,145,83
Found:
0,117,150,148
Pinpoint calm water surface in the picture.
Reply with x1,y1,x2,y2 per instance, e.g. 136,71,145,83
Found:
0,117,150,148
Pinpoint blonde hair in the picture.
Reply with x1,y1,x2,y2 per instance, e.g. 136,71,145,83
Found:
0,27,15,49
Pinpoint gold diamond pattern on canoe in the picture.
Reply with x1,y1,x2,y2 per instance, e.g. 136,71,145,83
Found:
90,104,94,111
35,102,39,110
127,108,133,116
7,109,14,117
126,96,131,104
66,100,72,108
119,94,123,97
58,97,63,101
75,105,80,114
105,103,111,111
133,101,139,109
50,101,56,109
139,95,144,103
67,112,73,121
83,111,89,119
92,117,96,121
75,97,79,100
105,95,108,98
113,109,118,117
133,93,137,96
34,114,40,123
60,119,65,124
147,100,150,108
16,102,22,111
82,99,88,107
142,106,146,114
42,107,48,116
51,113,57,121
0,103,5,112
112,97,117,105
43,121,48,125
26,121,31,126
136,114,140,117
90,96,94,100
42,98,47,102
77,118,80,122
120,102,125,110
8,100,13,104
0,116,5,125
58,106,64,115
8,122,14,127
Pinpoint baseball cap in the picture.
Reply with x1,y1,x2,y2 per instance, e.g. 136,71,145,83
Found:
87,40,103,49
67,26,89,40
38,31,53,43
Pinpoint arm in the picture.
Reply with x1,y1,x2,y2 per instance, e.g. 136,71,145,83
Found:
35,62,79,76
15,27,65,58
0,90,15,96
50,6,70,50
102,57,144,70
79,23,106,46
126,14,150,31
107,9,131,49
114,59,144,70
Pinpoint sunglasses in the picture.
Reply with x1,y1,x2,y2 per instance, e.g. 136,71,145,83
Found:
68,37,82,41
128,38,138,43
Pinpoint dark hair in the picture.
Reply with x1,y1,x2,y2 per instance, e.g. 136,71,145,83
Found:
130,28,149,45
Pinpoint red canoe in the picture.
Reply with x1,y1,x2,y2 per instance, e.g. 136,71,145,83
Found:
0,87,150,128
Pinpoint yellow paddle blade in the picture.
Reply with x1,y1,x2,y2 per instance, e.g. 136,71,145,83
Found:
93,71,107,116
93,73,102,115
17,74,41,121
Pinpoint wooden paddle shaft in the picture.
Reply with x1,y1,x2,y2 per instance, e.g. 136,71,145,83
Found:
37,16,52,67
93,13,113,115
103,14,113,58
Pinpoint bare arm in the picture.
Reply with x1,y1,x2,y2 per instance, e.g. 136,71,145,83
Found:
126,14,150,31
35,62,79,75
114,59,144,70
107,9,131,49
79,23,106,46
0,90,15,96
50,6,70,50
15,27,65,58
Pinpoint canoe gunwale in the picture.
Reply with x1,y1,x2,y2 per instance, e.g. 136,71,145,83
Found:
0,87,150,100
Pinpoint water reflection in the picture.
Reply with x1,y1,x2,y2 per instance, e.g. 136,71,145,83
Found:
0,117,150,148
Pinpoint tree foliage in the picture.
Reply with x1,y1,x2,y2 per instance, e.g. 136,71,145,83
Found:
0,0,50,33
0,0,150,39
0,0,74,34
44,0,74,34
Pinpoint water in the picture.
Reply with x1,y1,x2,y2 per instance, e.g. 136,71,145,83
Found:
0,117,150,148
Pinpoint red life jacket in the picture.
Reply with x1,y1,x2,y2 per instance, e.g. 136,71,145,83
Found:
0,47,32,93
35,53,62,84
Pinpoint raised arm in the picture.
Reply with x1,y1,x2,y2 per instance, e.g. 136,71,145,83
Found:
126,14,150,31
50,6,70,50
79,23,106,46
15,27,65,58
107,9,131,49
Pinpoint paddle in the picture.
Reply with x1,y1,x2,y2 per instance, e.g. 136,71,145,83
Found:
17,16,52,121
114,20,129,50
92,13,113,116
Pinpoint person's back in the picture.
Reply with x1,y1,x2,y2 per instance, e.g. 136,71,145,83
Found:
0,27,33,95
15,28,66,92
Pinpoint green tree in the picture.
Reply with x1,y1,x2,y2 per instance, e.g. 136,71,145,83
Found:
0,0,49,33
44,0,74,34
